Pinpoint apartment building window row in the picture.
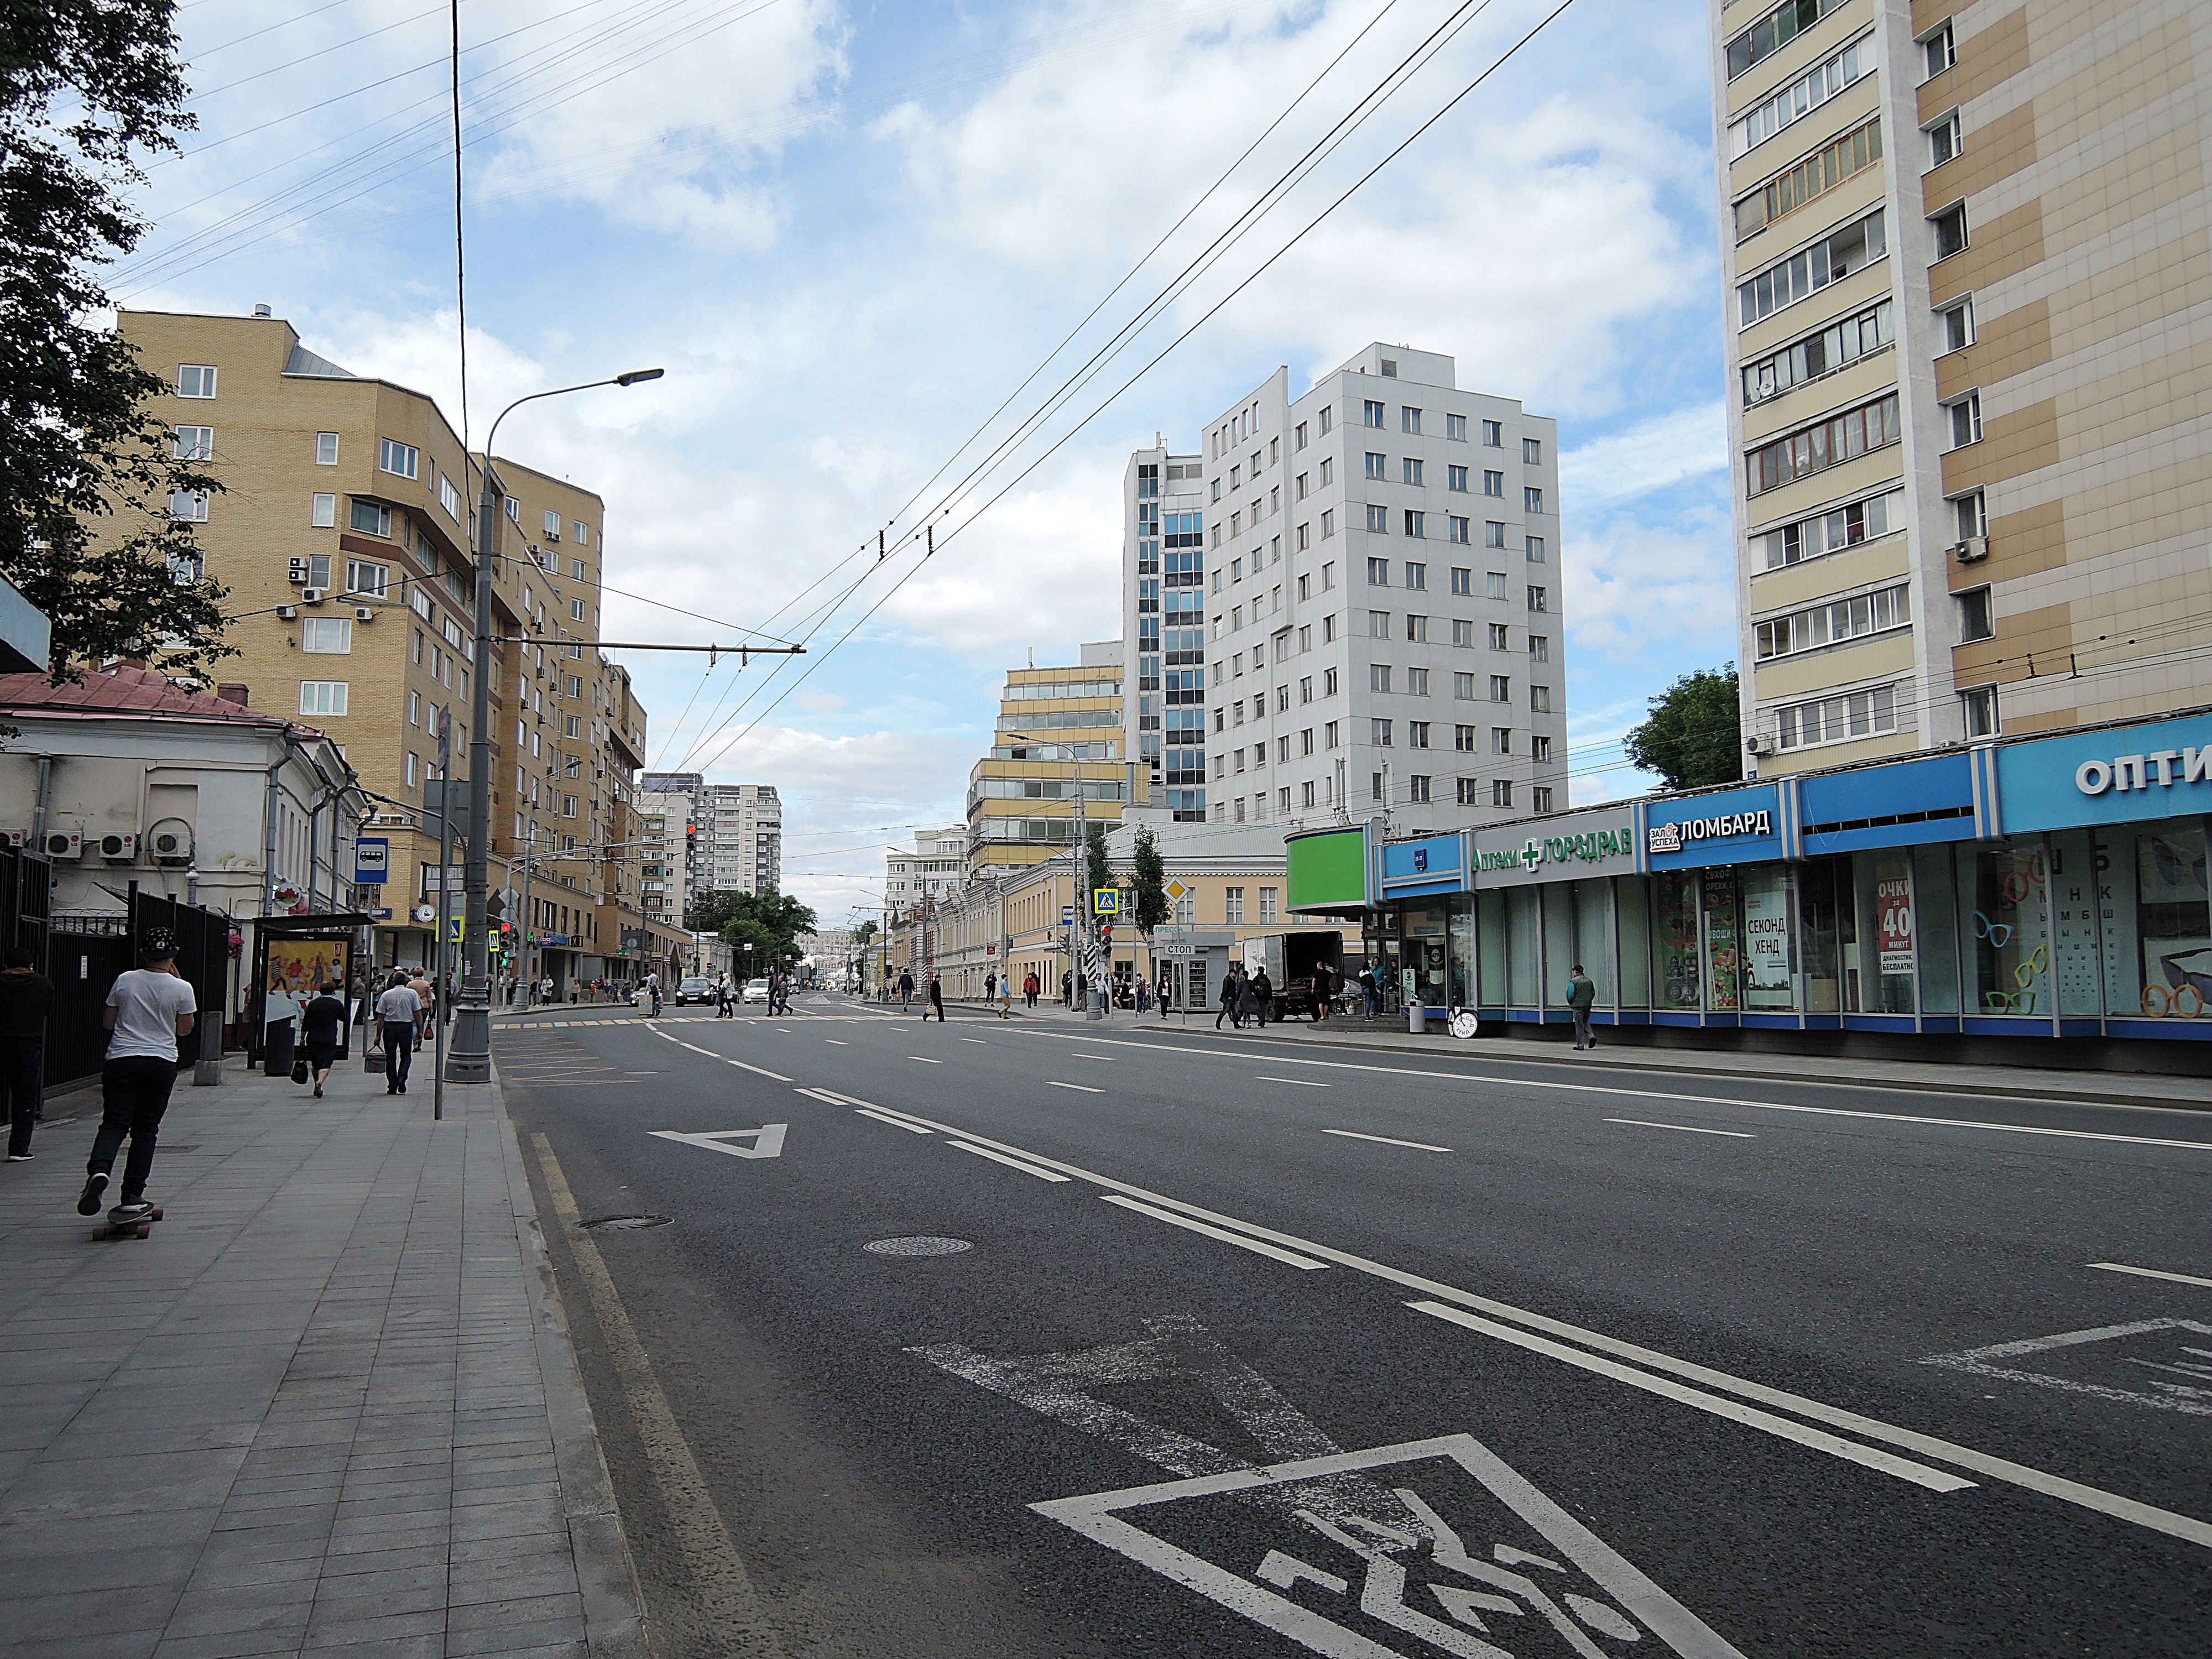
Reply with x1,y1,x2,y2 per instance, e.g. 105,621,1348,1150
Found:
1754,582,1909,660
1757,486,1903,570
1731,32,1871,156
1747,392,1900,495
1735,117,1881,239
1739,209,1885,326
1726,0,1848,80
379,438,419,480
1777,682,1898,749
1743,298,1891,406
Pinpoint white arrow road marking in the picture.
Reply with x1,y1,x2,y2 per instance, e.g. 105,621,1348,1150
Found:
649,1125,788,1160
2090,1261,2212,1289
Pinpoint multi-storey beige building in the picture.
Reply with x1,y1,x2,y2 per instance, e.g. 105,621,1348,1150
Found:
121,306,675,993
1714,0,2212,773
966,641,1138,874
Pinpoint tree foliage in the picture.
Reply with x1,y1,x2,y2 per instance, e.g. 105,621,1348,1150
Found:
852,919,878,949
1,0,231,675
1129,825,1170,937
686,889,817,973
1084,820,1113,919
1624,665,1744,792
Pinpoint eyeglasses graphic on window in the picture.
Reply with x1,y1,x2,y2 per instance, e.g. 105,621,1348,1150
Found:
1970,910,2013,948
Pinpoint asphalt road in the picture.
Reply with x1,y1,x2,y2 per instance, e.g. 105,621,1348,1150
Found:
496,995,2212,1658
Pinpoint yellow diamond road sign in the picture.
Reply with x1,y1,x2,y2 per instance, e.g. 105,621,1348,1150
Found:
1165,879,1188,901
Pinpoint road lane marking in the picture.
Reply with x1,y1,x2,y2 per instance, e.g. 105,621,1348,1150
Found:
1102,1196,1328,1269
844,1102,2212,1549
1046,1081,1104,1094
855,1108,932,1134
649,1124,787,1160
2089,1261,2212,1289
909,1055,943,1064
961,1037,987,1044
825,1039,847,1045
1605,1119,1755,1139
1257,1075,1332,1087
527,1135,786,1650
950,1141,1070,1181
1016,1031,2212,1151
1323,1129,1451,1152
1408,1302,1973,1494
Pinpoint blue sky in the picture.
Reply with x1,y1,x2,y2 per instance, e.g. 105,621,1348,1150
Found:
124,0,1741,925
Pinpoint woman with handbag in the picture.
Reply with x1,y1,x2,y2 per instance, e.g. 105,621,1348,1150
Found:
299,981,346,1098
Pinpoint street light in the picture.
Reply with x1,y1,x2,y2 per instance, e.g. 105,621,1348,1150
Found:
446,368,665,1084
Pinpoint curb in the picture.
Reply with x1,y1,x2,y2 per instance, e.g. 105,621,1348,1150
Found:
489,1055,654,1659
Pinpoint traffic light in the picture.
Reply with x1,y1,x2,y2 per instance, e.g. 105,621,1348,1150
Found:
1099,922,1112,950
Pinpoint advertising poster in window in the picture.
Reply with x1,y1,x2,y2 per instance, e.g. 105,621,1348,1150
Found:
1741,872,1794,1009
1701,874,1741,1013
1655,872,1701,1010
1876,868,1915,977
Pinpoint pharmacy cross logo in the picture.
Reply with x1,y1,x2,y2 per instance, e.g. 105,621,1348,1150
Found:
913,1317,1744,1658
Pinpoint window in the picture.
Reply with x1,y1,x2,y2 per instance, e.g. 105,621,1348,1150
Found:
1319,405,1333,435
1492,727,1512,754
1758,487,1905,568
1324,667,1338,696
1225,887,1245,924
1406,614,1428,643
346,560,389,597
1524,487,1545,514
1371,664,1392,692
1407,721,1431,749
405,752,419,787
1528,634,1550,662
1404,562,1427,591
571,558,587,581
1296,421,1308,450
1932,201,1968,259
1923,19,1954,79
301,617,352,653
1778,683,1900,748
1481,420,1502,447
1927,111,1961,168
439,474,461,519
1365,452,1387,481
1452,723,1476,752
1522,437,1541,465
1450,567,1473,596
1489,623,1510,650
1945,391,1983,448
1404,510,1426,539
1454,672,1476,700
1490,675,1511,702
1369,609,1391,637
1738,209,1885,326
1300,676,1313,703
1533,786,1554,813
1960,683,1997,738
1483,471,1504,497
1726,0,1849,80
1326,720,1340,748
408,690,420,724
1486,572,1508,600
542,509,562,541
570,598,586,622
1530,685,1552,713
1372,719,1392,747
1533,735,1553,761
1733,33,1872,156
171,425,212,461
1939,296,1975,352
1493,779,1514,808
1402,457,1423,486
1526,536,1545,563
1754,582,1911,659
299,681,348,717
1735,116,1881,238
1449,516,1470,545
1527,586,1547,613
1324,614,1338,642
1321,509,1336,539
315,432,339,465
310,493,336,528
1260,888,1279,924
378,438,419,479
176,364,217,398
1447,465,1469,493
1953,490,1986,541
1485,521,1506,547
1408,775,1432,803
167,489,208,521
1956,586,1994,643
1742,299,1891,405
1747,393,1900,494
1297,574,1311,602
1364,400,1386,429
412,629,424,664
1407,667,1429,696
1401,408,1421,434
1368,557,1390,585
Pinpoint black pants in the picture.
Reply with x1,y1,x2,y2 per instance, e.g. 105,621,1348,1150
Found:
924,994,943,1021
90,1056,179,1201
383,1021,414,1088
2,1037,42,1157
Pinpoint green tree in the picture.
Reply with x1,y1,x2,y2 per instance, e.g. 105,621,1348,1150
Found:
1084,820,1113,918
1625,665,1743,791
1,1,232,675
852,920,878,950
686,889,818,973
1130,825,1170,937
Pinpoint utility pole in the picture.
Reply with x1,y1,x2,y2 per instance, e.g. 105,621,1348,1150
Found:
433,708,452,1122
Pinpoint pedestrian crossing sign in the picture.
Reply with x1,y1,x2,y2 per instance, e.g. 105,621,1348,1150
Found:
1092,888,1121,915
448,916,464,945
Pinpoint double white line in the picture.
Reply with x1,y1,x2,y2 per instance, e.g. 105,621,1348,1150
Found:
804,1089,1068,1181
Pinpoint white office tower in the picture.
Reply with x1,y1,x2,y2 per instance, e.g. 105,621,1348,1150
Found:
1121,444,1210,821
1202,344,1567,828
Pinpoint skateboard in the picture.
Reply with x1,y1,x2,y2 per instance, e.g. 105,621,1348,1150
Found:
93,1206,163,1241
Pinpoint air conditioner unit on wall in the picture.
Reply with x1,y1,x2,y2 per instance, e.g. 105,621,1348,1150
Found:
354,606,376,622
149,822,194,866
1745,735,1768,755
289,559,310,583
1950,536,1989,564
43,829,85,860
276,605,299,622
1,830,24,849
100,832,138,863
300,587,325,603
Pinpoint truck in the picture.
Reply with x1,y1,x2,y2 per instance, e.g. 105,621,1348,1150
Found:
1239,930,1348,1021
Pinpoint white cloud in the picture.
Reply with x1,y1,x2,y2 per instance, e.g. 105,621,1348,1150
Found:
1562,401,1729,511
1564,502,1738,662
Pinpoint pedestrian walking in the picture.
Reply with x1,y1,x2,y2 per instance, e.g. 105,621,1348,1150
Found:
1236,970,1260,1031
1216,964,1241,1030
898,969,915,1008
2,945,55,1162
1567,963,1598,1050
1363,962,1383,1019
1250,967,1272,1029
1134,975,1149,1015
377,971,421,1094
408,965,434,1048
998,973,1012,1019
1024,971,1039,1009
924,972,946,1022
299,980,346,1098
1060,969,1072,1008
75,929,197,1220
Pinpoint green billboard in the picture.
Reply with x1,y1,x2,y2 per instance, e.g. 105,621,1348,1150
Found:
1285,826,1368,913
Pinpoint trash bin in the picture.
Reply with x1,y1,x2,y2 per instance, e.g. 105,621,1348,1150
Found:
1407,1002,1426,1035
263,1016,296,1078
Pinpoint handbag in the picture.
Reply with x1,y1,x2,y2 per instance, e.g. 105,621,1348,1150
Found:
290,1057,310,1084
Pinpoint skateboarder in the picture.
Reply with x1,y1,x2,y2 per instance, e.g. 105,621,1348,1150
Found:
76,928,197,1220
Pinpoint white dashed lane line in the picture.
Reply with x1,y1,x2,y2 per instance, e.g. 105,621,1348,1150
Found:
2088,1261,2212,1289
949,1141,1070,1181
1102,1195,1327,1270
909,1056,943,1065
1323,1129,1451,1153
1606,1118,1755,1139
1045,1081,1104,1094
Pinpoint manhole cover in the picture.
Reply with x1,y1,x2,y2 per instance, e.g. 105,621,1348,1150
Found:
862,1236,973,1257
578,1214,672,1232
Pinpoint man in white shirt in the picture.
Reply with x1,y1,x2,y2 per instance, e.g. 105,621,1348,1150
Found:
375,971,422,1094
77,928,199,1220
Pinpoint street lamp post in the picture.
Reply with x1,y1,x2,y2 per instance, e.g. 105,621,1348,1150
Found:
447,368,664,1084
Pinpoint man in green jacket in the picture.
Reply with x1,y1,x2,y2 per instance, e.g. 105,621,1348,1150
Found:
1567,963,1597,1051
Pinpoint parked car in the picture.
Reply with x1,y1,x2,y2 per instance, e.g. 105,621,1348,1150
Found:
674,977,715,1006
742,978,771,1004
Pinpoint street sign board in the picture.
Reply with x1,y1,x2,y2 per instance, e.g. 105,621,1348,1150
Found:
448,916,465,945
1155,944,1194,961
420,864,464,893
1165,878,1188,901
1062,905,1075,925
352,837,389,885
1093,888,1121,915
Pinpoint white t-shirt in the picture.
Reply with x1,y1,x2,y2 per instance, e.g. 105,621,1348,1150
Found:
377,985,422,1025
106,969,198,1063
